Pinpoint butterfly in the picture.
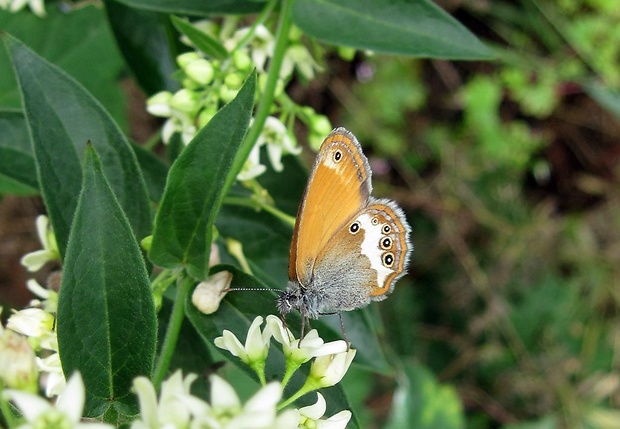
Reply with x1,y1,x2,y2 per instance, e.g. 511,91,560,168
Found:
277,128,412,322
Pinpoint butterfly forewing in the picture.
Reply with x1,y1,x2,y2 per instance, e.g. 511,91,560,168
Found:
289,128,372,286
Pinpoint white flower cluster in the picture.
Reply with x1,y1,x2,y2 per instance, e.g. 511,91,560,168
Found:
0,216,64,397
212,315,355,428
146,18,332,181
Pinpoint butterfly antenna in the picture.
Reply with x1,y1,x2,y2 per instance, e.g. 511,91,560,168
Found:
224,287,282,293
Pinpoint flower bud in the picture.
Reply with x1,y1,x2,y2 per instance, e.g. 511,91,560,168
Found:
170,89,199,113
177,52,202,69
192,271,232,315
233,50,252,71
0,329,38,393
185,59,215,86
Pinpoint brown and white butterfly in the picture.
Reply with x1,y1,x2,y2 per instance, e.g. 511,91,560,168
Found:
277,128,412,321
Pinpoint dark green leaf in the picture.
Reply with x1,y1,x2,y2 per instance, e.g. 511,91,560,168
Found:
57,146,156,418
171,16,229,60
5,35,152,257
185,265,359,427
149,71,256,279
105,0,181,94
0,6,127,128
384,361,465,429
112,0,263,16
131,142,169,202
0,110,37,190
292,0,493,59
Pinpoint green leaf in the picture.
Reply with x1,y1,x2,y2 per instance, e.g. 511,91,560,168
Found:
149,70,256,280
131,142,169,202
57,145,156,418
5,35,152,257
185,265,359,427
0,6,127,128
0,110,37,190
384,361,465,429
171,16,229,60
112,0,263,16
105,0,181,94
292,0,493,59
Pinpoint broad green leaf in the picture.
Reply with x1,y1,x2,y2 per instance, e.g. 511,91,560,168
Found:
105,0,181,94
149,71,256,280
5,35,152,257
384,361,465,429
171,16,229,60
185,265,360,428
57,146,156,418
0,174,37,195
113,0,263,16
0,6,127,128
131,142,169,202
292,0,493,60
0,110,37,190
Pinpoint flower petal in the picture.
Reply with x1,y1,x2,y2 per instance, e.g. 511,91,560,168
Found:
3,389,52,421
210,375,240,410
132,376,159,428
317,410,352,429
56,372,85,422
299,392,327,420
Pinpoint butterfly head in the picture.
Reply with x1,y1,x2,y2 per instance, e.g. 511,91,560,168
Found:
277,281,322,319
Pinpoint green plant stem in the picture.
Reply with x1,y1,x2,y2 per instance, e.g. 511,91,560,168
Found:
242,0,294,151
233,0,277,52
277,378,320,410
152,275,194,389
224,196,296,227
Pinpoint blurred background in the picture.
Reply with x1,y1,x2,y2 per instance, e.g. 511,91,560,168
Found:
1,0,619,428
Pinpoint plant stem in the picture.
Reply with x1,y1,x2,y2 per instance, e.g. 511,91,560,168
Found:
243,0,294,151
152,275,194,389
224,196,296,227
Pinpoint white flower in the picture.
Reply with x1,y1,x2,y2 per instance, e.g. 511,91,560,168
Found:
7,308,54,338
20,215,59,272
192,271,232,315
281,44,321,81
37,352,66,397
146,91,173,117
214,316,271,365
223,381,282,428
237,142,267,181
0,328,38,392
26,279,58,313
229,25,274,72
298,393,352,429
4,0,45,17
256,116,301,173
3,372,113,429
266,315,348,364
308,349,357,388
131,370,198,429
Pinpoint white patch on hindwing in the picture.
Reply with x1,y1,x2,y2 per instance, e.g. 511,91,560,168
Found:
354,213,394,286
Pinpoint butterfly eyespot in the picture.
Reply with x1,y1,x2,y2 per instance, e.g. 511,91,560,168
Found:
382,224,391,234
333,150,343,162
381,237,392,249
349,221,360,234
383,252,394,267
371,217,379,226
